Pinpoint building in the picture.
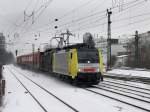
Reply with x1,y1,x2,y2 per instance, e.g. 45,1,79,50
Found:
125,31,150,68
138,31,150,68
95,37,128,66
95,37,127,55
0,33,5,50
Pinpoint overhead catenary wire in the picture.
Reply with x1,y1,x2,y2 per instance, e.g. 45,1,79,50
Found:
21,0,103,34
7,0,35,33
57,0,146,30
8,0,150,55
20,0,108,35
32,0,143,36
112,16,150,32
7,0,52,38
69,9,150,34
56,0,150,33
21,0,145,36
113,11,150,23
17,0,53,36
12,0,150,42
57,0,100,20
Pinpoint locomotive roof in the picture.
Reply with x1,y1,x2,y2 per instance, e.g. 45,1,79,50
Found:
44,43,96,53
62,43,96,50
17,51,43,57
44,47,60,52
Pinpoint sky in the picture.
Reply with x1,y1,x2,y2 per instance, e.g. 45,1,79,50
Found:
0,0,150,55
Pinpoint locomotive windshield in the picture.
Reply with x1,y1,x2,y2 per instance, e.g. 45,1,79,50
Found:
77,49,99,63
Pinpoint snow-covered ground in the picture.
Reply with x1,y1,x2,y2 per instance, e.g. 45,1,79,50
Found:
1,65,150,112
107,69,150,78
1,66,44,112
104,78,150,91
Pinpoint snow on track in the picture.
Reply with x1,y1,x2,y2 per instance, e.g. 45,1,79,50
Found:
99,83,150,99
103,79,150,94
96,84,150,102
3,65,149,112
1,66,44,112
86,87,150,111
8,67,76,112
104,78,150,89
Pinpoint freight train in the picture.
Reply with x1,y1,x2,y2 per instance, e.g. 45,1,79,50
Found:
17,33,104,85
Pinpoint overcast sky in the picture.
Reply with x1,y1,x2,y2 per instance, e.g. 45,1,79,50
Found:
0,0,150,55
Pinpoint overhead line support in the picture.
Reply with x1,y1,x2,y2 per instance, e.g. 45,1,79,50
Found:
107,9,112,70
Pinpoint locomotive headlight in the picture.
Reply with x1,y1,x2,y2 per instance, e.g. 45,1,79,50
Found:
96,68,99,72
78,69,81,72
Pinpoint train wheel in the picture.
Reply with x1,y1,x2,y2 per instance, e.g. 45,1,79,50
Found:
101,76,103,81
59,75,64,80
72,78,78,86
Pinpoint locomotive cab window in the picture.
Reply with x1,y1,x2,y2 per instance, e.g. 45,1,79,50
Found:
77,48,99,63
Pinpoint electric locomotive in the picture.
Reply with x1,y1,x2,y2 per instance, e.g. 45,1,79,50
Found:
17,33,104,85
51,43,104,85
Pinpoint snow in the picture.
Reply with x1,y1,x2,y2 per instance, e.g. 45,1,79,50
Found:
96,84,150,102
107,69,150,78
103,78,150,94
89,88,150,111
1,65,150,112
1,66,44,112
116,55,128,58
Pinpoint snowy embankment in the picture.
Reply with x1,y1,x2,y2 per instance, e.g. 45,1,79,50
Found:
106,69,150,78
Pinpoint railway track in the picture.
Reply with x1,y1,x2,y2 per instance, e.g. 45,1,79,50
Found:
8,67,79,112
83,87,150,112
93,85,150,102
103,79,150,92
98,82,150,99
104,73,150,84
11,66,150,112
8,69,48,112
82,77,150,112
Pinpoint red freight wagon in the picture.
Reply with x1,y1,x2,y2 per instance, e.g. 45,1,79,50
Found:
16,52,43,69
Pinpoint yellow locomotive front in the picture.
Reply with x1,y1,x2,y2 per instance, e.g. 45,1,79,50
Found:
69,47,104,85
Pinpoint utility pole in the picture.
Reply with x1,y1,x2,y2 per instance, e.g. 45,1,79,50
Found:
15,49,18,57
61,29,73,46
23,11,34,24
32,11,34,24
107,9,112,70
24,11,26,22
135,30,139,67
